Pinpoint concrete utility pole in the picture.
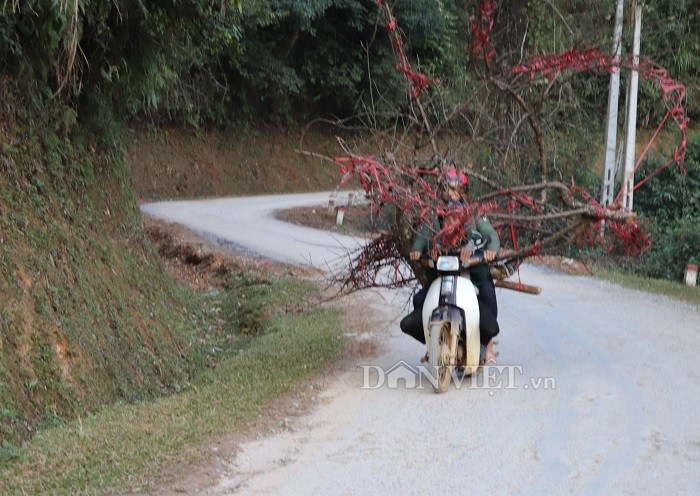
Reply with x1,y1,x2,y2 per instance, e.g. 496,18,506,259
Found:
600,0,625,208
620,1,643,212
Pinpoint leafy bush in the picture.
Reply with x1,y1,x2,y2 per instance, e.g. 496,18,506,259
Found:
624,134,700,280
634,135,700,225
634,219,700,280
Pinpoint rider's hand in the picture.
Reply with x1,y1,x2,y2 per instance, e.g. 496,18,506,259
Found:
483,249,497,262
428,248,439,261
409,250,421,261
459,247,473,263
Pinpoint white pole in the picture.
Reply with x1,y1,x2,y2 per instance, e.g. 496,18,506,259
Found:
621,2,642,212
600,0,625,208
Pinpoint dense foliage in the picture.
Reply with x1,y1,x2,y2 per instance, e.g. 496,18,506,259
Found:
632,136,700,279
0,0,449,126
1,1,697,127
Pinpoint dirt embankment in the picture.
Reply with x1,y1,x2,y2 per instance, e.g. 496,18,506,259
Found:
141,214,317,292
126,126,342,200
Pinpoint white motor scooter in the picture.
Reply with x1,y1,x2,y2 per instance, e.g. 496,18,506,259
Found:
421,251,485,393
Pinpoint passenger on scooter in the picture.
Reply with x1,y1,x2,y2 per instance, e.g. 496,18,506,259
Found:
400,165,500,364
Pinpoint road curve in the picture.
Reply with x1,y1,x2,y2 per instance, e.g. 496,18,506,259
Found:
141,193,700,496
141,192,363,270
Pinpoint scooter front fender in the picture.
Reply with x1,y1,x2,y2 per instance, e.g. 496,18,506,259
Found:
422,276,481,372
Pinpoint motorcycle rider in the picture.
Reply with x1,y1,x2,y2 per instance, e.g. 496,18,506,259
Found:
400,165,500,364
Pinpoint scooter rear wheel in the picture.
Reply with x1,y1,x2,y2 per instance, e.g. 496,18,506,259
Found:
428,323,455,393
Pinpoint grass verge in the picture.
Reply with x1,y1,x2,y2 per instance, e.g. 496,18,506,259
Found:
0,274,347,495
590,266,700,307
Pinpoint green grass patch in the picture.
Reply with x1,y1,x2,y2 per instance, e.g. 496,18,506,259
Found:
590,266,700,307
0,274,347,495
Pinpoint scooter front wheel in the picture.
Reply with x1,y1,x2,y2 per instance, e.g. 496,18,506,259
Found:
428,323,455,393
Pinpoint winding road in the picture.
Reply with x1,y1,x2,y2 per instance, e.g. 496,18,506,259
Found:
142,193,700,496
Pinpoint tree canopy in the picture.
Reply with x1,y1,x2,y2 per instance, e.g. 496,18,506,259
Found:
1,1,697,126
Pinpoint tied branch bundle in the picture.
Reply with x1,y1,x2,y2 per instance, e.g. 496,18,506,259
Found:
305,0,687,297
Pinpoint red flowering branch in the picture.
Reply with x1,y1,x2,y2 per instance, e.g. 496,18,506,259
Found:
468,0,498,65
330,151,647,295
511,45,688,177
374,0,430,100
321,0,688,294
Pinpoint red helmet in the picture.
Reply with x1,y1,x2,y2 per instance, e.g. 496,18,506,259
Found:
441,166,469,191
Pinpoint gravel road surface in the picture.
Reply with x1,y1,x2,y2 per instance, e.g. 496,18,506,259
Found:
142,193,700,496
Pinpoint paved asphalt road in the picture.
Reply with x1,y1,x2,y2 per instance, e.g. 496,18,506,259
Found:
142,193,700,496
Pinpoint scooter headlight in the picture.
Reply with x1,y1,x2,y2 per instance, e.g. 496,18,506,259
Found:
436,256,460,272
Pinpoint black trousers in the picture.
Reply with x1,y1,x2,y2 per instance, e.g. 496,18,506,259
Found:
400,277,499,346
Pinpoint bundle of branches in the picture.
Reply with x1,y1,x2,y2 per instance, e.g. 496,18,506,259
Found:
330,145,647,295
313,0,688,296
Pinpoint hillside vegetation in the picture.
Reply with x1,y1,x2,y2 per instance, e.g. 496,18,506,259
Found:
0,83,344,452
0,80,204,447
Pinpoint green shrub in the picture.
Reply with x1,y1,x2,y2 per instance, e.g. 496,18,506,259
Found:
617,133,699,280
633,218,700,281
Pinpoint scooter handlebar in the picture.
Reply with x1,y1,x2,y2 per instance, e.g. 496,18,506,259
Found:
464,253,486,267
418,251,485,269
